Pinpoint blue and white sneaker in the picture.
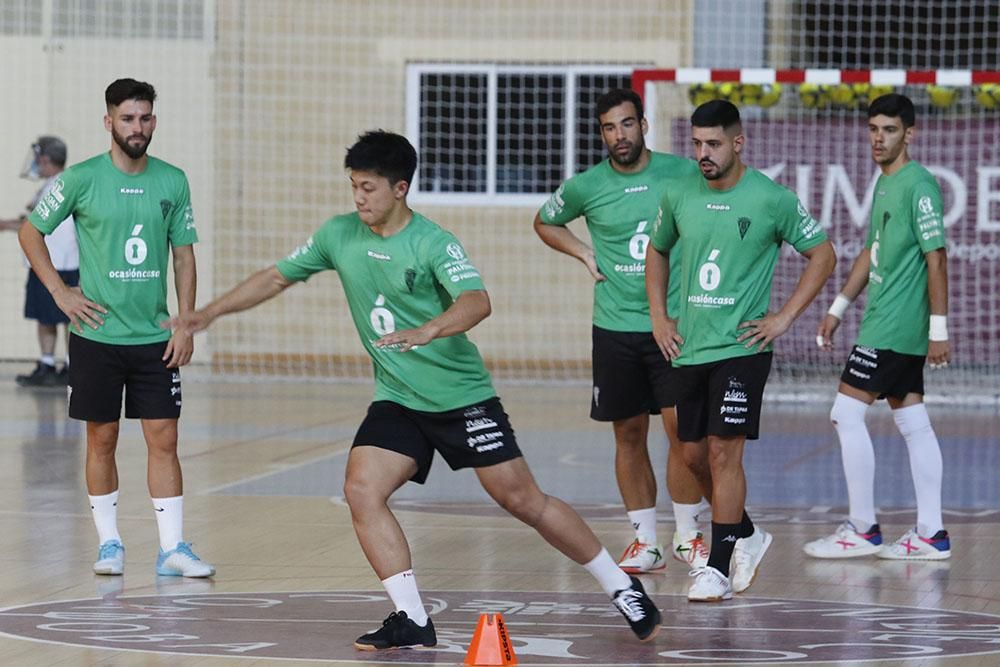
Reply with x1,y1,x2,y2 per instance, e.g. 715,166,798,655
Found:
877,529,951,560
156,542,216,577
93,539,125,575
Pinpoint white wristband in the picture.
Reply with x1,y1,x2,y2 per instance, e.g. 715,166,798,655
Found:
827,294,852,320
929,315,948,341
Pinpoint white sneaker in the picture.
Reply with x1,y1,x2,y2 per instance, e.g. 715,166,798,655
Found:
93,539,125,575
672,530,709,569
687,566,733,602
617,539,666,573
877,528,951,561
731,528,772,593
156,542,216,577
803,521,883,559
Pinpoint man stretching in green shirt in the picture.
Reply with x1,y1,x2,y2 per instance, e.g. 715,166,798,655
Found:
168,131,662,650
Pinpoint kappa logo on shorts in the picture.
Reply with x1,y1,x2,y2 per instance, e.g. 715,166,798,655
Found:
171,372,181,384
722,376,749,424
170,387,181,396
466,430,504,453
463,406,486,418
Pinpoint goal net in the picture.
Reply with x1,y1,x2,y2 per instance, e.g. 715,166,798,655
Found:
637,68,1000,403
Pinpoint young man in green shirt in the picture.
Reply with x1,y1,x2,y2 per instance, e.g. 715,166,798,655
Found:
19,78,213,578
804,93,952,561
647,100,836,601
168,131,662,650
535,88,711,574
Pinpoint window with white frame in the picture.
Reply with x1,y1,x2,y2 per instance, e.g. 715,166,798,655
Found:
405,64,635,206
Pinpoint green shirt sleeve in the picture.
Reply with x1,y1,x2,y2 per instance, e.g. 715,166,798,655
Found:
167,176,199,247
775,187,827,252
650,191,679,252
27,170,78,235
427,231,486,299
538,176,585,226
276,221,336,282
910,180,946,252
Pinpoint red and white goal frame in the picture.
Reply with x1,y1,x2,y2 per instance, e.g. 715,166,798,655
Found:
632,67,1000,150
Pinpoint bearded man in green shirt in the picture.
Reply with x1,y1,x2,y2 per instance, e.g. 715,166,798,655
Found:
535,88,713,574
169,131,663,650
647,100,836,602
804,93,952,562
19,78,213,579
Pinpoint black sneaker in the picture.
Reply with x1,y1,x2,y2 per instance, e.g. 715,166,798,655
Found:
354,611,436,651
612,576,662,642
15,362,59,387
56,366,69,386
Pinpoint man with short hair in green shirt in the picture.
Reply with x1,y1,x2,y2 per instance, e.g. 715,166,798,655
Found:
535,88,711,574
19,78,213,579
168,130,663,650
804,93,952,562
647,100,835,602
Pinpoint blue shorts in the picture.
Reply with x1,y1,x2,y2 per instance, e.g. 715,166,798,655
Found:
24,269,79,325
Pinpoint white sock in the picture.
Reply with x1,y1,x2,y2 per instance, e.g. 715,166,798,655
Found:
40,355,55,367
382,569,428,626
830,393,878,529
89,491,121,544
893,403,944,536
151,495,184,551
672,500,704,535
583,548,633,596
626,507,657,544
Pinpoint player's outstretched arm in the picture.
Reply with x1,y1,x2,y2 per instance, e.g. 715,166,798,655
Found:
165,265,294,334
817,247,871,349
533,212,604,283
739,240,837,351
374,289,491,352
645,243,683,360
925,247,950,368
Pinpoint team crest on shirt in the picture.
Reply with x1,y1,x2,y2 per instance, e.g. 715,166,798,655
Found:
737,216,752,239
160,199,173,220
404,268,416,293
918,196,935,215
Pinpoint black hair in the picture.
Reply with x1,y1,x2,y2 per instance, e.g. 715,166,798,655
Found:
691,99,741,130
105,78,157,108
868,93,916,128
596,88,644,121
344,130,418,186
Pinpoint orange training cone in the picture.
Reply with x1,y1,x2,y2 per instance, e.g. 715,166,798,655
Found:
464,613,517,666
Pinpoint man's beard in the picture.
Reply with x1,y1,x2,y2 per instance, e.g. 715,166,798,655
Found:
112,127,151,160
609,141,644,168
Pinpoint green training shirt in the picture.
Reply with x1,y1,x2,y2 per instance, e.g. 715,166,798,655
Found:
651,167,827,365
858,160,946,356
538,152,698,332
277,212,497,412
28,152,198,345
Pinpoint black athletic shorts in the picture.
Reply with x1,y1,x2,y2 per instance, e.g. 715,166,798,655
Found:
352,397,523,484
68,334,182,422
25,269,78,325
590,325,680,421
840,345,925,400
673,352,772,441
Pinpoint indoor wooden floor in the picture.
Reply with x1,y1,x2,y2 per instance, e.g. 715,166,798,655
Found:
1,362,998,666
